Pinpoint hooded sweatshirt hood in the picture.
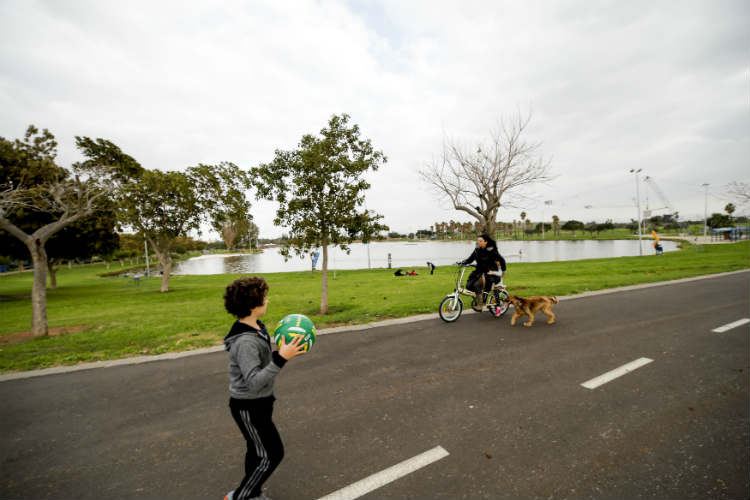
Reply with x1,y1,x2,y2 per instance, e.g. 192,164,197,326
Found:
223,319,269,351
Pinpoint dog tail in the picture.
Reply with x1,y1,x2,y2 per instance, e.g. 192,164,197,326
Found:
551,296,559,304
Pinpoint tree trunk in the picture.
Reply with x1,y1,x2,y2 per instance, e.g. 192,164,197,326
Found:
28,238,49,337
68,260,73,269
159,252,172,293
320,241,328,314
47,257,58,289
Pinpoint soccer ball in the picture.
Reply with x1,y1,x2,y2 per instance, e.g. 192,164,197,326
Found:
273,314,316,352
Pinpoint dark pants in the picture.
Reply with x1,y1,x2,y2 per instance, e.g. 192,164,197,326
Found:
467,271,500,295
230,397,284,499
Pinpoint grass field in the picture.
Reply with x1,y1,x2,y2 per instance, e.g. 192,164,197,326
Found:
0,240,747,372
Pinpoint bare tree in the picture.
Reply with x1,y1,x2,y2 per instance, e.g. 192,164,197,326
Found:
420,111,552,235
726,181,750,207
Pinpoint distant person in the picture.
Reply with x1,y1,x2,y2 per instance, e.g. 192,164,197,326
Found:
426,261,437,275
394,269,406,276
222,277,307,500
654,242,663,255
408,270,418,276
458,234,506,308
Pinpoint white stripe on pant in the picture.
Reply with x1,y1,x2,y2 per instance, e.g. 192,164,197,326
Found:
236,410,270,500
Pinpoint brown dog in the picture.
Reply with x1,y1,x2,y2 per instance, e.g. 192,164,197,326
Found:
508,295,558,327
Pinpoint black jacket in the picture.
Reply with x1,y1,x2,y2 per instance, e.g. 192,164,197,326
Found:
460,245,506,274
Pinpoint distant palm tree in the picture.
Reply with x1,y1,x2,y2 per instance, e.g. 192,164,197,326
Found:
520,212,527,239
552,215,560,236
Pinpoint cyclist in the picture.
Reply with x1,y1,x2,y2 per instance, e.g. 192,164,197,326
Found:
458,234,506,311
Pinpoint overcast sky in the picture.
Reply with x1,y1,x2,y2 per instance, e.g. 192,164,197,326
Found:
1,0,748,238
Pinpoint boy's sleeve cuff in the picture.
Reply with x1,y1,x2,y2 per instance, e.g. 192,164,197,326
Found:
272,351,288,368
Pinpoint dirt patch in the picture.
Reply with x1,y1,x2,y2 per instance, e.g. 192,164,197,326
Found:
0,325,90,346
0,294,31,301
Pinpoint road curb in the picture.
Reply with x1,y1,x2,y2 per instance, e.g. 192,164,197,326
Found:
1,268,747,382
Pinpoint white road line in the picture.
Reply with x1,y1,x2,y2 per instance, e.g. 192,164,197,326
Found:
712,318,750,333
581,358,654,390
318,446,449,500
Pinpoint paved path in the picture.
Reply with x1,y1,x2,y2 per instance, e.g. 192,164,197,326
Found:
1,272,748,499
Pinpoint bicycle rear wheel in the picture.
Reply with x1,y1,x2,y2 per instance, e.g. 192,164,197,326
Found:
492,290,510,317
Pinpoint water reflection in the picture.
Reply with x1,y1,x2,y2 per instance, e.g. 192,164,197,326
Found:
173,239,680,275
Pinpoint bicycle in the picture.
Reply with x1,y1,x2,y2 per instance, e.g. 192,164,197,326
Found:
438,264,510,322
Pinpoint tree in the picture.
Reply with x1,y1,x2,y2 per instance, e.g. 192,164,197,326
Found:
709,212,732,229
725,203,736,216
535,222,551,233
44,207,120,286
116,163,252,292
520,211,527,239
251,113,387,314
552,215,560,236
598,219,615,234
0,126,114,337
419,111,552,234
726,181,749,207
562,219,584,237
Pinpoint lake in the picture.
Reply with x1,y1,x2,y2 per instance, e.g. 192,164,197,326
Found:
172,239,680,275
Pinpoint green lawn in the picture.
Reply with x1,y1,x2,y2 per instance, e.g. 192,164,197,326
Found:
0,240,747,372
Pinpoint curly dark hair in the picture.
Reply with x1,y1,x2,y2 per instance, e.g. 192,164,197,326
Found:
223,277,269,318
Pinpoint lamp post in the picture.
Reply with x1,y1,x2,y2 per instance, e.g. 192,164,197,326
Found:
702,183,709,238
542,200,552,238
144,239,150,277
630,169,643,256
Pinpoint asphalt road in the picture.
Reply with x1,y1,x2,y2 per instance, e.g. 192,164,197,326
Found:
1,272,748,500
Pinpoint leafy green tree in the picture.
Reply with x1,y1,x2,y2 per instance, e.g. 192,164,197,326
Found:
709,212,733,229
251,113,388,314
0,126,115,337
725,203,736,216
561,219,584,237
116,163,252,292
44,206,120,286
598,219,615,234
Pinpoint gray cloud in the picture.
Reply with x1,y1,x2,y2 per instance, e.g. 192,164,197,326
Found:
1,0,747,238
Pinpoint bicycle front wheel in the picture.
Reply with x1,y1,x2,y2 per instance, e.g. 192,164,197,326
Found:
439,296,463,322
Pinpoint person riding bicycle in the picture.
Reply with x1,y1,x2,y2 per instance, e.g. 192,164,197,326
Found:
458,234,506,308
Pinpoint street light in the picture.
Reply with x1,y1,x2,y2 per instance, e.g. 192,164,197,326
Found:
629,169,643,256
702,183,709,238
542,200,552,238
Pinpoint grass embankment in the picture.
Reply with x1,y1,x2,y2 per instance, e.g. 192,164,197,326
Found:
0,241,747,372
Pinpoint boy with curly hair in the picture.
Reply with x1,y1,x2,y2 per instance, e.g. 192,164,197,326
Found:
222,277,306,500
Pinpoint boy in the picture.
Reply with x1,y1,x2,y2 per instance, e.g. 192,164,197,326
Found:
223,277,306,500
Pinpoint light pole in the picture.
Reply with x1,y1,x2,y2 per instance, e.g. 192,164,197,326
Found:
144,239,150,277
702,183,709,238
630,169,643,256
542,200,552,238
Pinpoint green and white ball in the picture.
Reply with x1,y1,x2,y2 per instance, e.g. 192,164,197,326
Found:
273,314,316,352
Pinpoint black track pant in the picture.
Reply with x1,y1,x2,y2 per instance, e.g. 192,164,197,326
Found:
229,397,284,499
466,271,500,296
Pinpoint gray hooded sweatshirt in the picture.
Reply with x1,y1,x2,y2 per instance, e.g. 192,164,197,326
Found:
223,320,287,400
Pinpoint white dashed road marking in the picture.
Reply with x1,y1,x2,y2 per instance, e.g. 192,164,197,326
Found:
581,357,654,390
318,446,449,500
711,318,750,333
